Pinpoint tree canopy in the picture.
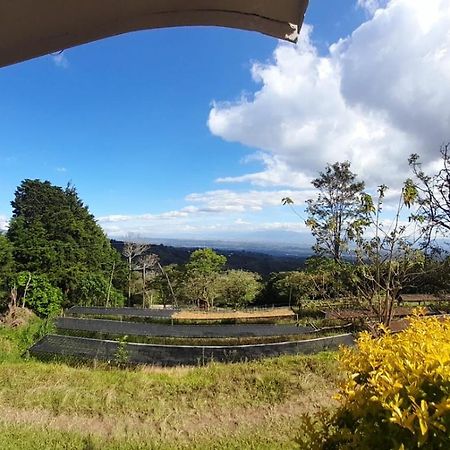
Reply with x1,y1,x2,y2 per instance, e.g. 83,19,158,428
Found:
186,248,227,274
7,179,126,306
305,161,367,262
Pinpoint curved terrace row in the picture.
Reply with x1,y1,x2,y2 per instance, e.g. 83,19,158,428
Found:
56,317,313,338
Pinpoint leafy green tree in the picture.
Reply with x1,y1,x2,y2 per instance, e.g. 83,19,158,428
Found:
284,162,367,262
186,248,226,274
407,256,450,296
74,272,125,307
179,249,227,308
7,179,126,305
304,257,357,298
306,162,367,262
15,272,62,317
216,270,262,308
179,272,221,309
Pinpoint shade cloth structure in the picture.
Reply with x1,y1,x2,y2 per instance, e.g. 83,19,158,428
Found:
0,0,309,68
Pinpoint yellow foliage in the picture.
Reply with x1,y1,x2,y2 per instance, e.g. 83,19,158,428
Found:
325,312,450,448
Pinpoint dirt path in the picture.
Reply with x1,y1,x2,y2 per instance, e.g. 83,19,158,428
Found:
0,387,336,443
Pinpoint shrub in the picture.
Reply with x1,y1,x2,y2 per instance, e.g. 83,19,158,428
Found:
302,312,450,449
216,270,262,308
75,272,125,307
15,273,62,317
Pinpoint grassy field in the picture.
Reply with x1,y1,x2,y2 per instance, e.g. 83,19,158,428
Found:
0,318,342,449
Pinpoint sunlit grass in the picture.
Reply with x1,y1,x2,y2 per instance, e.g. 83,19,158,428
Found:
0,318,341,449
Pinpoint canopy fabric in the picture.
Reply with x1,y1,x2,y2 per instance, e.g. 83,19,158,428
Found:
0,0,309,68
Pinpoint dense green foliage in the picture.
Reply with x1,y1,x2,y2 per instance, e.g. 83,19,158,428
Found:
216,270,262,307
1,179,126,314
149,250,263,308
174,249,262,308
262,258,356,306
186,248,227,274
0,235,14,304
15,272,62,317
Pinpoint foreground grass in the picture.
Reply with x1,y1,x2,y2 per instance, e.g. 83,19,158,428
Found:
0,316,53,363
0,421,314,450
0,319,341,449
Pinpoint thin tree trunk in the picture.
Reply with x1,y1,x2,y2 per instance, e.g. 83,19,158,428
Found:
22,272,32,308
9,284,17,311
106,261,115,307
128,256,132,306
142,263,146,308
158,262,177,307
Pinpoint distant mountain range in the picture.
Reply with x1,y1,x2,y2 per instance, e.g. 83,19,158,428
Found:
111,239,312,276
114,233,313,256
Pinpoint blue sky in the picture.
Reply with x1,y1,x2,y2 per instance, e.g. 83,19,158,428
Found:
1,0,449,242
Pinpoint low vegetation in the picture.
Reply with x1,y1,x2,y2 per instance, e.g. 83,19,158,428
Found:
0,318,341,449
299,313,450,449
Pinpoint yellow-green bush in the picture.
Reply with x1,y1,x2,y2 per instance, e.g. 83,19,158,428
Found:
302,313,450,449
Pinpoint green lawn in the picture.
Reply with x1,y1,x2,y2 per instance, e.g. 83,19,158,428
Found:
0,319,341,449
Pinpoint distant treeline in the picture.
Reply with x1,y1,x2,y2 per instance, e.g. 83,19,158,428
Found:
110,240,307,277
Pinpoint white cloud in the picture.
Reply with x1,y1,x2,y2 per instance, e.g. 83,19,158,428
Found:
0,216,8,232
97,189,310,238
52,52,69,69
208,0,450,191
216,153,312,188
56,167,67,173
357,0,387,14
186,189,314,211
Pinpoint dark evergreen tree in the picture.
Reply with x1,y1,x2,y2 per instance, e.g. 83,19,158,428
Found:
0,234,14,308
7,179,126,306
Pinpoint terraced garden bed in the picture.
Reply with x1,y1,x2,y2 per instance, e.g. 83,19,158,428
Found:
30,307,353,366
30,333,355,366
66,306,298,324
56,317,313,338
67,306,178,318
173,308,296,322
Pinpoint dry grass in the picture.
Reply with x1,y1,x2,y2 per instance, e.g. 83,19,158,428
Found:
0,317,342,449
0,352,340,449
173,308,295,321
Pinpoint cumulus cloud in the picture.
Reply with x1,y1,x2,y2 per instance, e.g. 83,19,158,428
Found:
97,189,310,238
208,0,450,190
186,189,314,211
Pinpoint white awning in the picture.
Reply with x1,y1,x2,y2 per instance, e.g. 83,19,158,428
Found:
0,0,309,68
